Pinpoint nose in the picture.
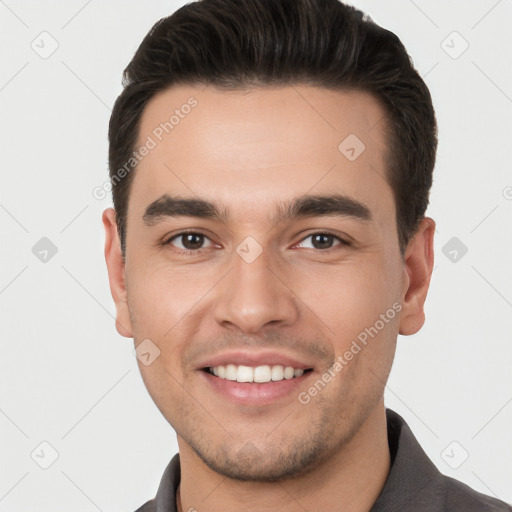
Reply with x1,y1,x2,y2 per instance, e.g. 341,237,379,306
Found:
212,243,299,334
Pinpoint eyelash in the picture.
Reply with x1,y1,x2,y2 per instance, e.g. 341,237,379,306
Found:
162,230,351,256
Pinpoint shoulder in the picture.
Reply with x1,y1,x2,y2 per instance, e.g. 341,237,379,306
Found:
130,453,181,512
443,474,512,511
379,409,511,512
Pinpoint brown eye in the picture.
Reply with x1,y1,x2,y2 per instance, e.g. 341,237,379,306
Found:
311,233,336,249
296,232,349,251
166,232,213,252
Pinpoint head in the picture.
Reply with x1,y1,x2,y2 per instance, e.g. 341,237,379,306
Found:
104,0,436,482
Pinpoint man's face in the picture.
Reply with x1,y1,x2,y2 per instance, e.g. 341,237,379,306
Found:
106,85,418,481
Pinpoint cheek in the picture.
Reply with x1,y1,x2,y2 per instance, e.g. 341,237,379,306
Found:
126,259,204,331
126,262,218,375
291,255,402,342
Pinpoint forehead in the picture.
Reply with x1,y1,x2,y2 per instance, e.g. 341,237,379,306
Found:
129,84,394,226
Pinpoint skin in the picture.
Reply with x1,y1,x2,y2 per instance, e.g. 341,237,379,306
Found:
103,84,435,512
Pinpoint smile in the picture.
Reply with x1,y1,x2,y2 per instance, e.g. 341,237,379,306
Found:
205,364,313,383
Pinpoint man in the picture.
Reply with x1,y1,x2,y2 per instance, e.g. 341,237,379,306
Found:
102,0,512,510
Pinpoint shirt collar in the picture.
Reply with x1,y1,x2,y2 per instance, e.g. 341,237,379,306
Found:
155,451,180,512
370,408,445,511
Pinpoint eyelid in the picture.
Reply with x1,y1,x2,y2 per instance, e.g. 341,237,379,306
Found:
163,229,214,250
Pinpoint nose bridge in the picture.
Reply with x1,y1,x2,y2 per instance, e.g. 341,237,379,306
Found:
213,237,298,333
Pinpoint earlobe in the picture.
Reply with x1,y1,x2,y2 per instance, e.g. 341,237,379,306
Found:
102,208,133,338
398,217,435,336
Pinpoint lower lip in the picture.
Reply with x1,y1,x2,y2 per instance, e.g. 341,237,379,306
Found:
200,369,313,406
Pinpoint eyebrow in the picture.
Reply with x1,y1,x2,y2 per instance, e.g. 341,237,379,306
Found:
142,193,372,226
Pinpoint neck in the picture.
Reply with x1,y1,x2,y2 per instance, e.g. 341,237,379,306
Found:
176,402,390,512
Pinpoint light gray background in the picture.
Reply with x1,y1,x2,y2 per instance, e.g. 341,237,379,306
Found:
1,0,511,510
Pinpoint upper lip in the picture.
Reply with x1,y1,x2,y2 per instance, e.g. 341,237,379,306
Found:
197,350,314,370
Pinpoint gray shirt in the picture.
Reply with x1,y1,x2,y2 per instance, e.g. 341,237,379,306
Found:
134,408,512,511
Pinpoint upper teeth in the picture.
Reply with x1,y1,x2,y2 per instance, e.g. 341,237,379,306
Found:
210,364,305,383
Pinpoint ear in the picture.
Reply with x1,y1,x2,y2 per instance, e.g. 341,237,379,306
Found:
102,208,133,338
398,217,435,336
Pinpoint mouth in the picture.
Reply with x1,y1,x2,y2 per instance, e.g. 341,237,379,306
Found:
202,364,314,383
200,364,315,406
